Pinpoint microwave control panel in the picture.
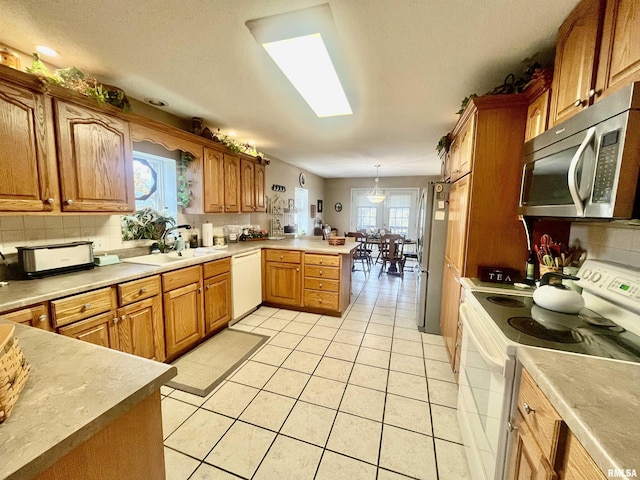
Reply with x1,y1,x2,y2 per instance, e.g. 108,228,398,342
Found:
592,129,620,203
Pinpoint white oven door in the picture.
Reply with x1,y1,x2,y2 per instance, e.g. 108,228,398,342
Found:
458,301,515,480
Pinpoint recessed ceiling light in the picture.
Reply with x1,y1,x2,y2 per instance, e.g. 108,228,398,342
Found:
145,98,168,107
34,45,59,57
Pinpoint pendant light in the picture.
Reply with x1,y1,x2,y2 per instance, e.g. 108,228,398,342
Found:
367,165,386,203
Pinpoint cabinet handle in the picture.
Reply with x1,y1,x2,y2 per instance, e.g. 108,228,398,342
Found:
198,287,202,293
523,403,535,415
46,198,55,204
280,255,284,260
319,283,323,288
114,316,119,324
65,199,74,205
296,268,300,272
455,343,461,348
206,284,211,290
507,421,518,432
588,88,601,99
319,270,323,275
139,287,147,294
318,298,322,303
573,98,583,108
38,314,47,323
82,303,91,311
319,259,323,264
453,368,458,374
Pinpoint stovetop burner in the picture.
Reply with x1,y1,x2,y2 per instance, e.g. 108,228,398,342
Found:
507,317,583,343
487,296,526,308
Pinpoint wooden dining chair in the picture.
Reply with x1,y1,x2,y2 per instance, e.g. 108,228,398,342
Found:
346,232,371,273
378,234,405,278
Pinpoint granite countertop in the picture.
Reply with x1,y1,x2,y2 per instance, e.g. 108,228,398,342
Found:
517,347,640,478
0,238,357,313
0,322,176,480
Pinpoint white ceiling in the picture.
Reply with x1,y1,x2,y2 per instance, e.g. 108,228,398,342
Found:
0,0,579,178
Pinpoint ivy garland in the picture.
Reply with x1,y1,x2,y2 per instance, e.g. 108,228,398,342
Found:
177,152,194,208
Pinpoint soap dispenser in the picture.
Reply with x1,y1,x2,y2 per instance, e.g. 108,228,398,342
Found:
175,233,186,255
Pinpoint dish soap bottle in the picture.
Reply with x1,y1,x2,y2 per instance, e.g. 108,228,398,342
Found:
526,250,536,282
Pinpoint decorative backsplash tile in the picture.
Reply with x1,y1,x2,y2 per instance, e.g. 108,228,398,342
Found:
569,222,640,268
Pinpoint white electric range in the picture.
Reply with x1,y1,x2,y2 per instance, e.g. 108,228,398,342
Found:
456,260,640,480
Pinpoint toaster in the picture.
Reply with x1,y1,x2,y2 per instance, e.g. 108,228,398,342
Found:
17,241,95,278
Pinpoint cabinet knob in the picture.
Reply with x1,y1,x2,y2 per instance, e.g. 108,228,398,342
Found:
38,314,47,323
523,403,535,415
46,198,55,204
319,283,323,288
573,98,583,108
507,421,518,432
82,303,91,311
139,287,147,294
318,298,322,303
114,317,119,324
198,287,202,293
296,268,300,272
280,255,284,260
319,260,323,264
319,270,323,275
588,88,601,99
65,199,74,205
206,284,211,290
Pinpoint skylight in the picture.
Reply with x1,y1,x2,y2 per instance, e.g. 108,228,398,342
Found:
262,33,352,118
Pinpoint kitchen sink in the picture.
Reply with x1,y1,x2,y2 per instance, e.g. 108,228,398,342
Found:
123,249,224,266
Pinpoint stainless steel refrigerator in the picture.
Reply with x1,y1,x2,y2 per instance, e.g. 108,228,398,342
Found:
415,182,449,333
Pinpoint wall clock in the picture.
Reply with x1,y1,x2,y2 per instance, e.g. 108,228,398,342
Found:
334,202,343,212
299,173,306,187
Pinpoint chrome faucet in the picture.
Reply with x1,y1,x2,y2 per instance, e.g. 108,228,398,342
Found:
162,224,192,253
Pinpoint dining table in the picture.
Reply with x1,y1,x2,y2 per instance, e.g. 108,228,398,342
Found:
365,236,416,275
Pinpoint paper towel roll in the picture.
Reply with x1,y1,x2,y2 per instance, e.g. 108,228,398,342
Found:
202,223,213,247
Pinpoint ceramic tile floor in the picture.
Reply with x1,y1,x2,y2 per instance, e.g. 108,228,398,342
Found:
161,267,472,480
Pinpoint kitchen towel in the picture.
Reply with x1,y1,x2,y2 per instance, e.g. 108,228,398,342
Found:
202,222,213,247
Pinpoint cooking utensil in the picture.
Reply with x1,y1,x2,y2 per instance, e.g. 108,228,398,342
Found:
533,272,585,314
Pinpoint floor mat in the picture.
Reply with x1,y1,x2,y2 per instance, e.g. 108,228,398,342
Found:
166,329,269,396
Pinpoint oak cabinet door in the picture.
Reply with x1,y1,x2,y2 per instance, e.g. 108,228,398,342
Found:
204,273,231,334
596,0,640,96
507,413,557,480
254,163,266,212
0,303,52,331
163,282,204,358
54,100,134,212
240,158,255,213
223,153,240,213
549,0,605,126
0,80,57,212
116,295,165,362
58,311,118,349
525,90,551,142
439,263,460,367
264,262,302,306
203,146,225,213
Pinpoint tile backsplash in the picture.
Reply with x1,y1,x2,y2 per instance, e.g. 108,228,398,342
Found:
0,212,271,255
569,222,640,268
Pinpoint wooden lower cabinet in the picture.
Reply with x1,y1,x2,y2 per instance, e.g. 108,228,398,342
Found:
116,296,165,362
264,261,302,307
162,266,204,359
440,262,462,370
58,311,118,348
204,258,232,334
0,303,52,331
507,368,606,480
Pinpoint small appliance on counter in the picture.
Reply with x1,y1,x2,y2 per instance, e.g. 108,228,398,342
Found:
17,241,95,278
224,225,241,243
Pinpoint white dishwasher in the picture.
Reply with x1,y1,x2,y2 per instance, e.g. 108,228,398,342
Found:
231,250,262,323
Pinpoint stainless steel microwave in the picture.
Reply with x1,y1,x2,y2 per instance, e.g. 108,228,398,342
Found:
519,82,640,219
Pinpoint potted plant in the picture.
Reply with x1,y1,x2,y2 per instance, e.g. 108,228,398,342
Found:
121,208,176,242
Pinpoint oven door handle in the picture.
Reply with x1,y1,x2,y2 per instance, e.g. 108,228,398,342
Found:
568,126,596,217
460,303,506,376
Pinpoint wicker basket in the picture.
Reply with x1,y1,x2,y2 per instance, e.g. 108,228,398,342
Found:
0,325,30,423
328,236,346,246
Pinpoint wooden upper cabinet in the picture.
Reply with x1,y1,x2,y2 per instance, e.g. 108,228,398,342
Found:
549,0,605,127
254,163,266,212
0,79,58,212
525,91,551,142
203,146,225,213
54,100,134,212
596,0,640,97
240,158,255,213
445,175,471,276
223,153,240,213
451,114,475,181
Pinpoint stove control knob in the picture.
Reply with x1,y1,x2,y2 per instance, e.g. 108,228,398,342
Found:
591,272,602,283
582,269,592,279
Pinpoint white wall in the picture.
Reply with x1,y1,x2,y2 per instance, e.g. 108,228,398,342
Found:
324,176,440,235
569,222,640,268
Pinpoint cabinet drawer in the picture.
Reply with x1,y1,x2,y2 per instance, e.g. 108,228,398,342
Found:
264,249,301,264
304,278,340,292
518,369,563,461
305,265,340,280
51,287,116,327
304,254,340,267
203,257,231,279
0,303,52,331
162,265,202,291
118,275,160,306
304,290,339,311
